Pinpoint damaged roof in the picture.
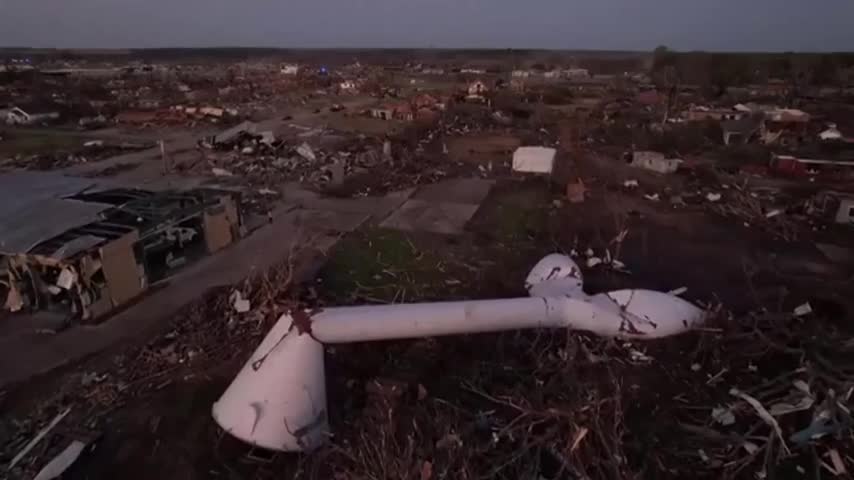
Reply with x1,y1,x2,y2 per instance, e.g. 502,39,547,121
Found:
0,172,113,254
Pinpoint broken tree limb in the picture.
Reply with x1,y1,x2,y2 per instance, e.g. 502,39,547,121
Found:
730,389,790,455
8,407,71,470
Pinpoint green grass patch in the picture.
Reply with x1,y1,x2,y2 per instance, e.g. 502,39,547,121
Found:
475,185,551,244
0,132,88,156
317,228,448,304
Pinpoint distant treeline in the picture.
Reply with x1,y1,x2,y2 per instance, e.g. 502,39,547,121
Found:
4,46,853,83
652,46,854,89
0,47,648,67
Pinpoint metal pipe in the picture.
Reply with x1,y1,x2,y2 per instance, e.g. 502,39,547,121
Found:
212,254,706,453
311,297,563,342
311,290,700,342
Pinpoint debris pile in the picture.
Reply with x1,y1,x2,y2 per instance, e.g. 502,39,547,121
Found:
0,251,304,478
711,187,801,241
668,310,854,478
306,303,853,480
195,122,489,196
197,136,389,193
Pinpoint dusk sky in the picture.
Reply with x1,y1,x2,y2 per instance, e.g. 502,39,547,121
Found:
1,0,853,51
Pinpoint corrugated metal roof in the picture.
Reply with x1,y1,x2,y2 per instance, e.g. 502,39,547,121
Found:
0,172,112,254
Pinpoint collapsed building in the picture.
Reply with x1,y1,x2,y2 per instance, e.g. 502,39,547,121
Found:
0,172,241,323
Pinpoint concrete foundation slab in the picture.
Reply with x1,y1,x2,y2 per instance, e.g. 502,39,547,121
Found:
380,199,480,235
413,178,494,205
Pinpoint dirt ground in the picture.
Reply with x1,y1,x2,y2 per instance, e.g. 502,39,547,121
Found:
2,166,852,479
446,134,521,165
0,131,89,156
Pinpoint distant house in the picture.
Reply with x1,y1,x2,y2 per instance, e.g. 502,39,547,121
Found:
392,104,413,122
461,68,486,74
770,154,854,177
722,117,764,145
513,146,557,174
543,70,562,79
820,125,843,141
630,151,682,174
808,191,854,225
411,93,440,111
339,80,357,92
199,106,225,118
2,106,59,125
135,98,161,110
511,70,531,78
468,80,488,96
2,107,30,125
370,103,413,122
764,109,810,146
818,124,854,143
765,108,810,124
834,198,854,225
280,64,299,75
685,107,746,122
564,68,589,78
370,106,393,121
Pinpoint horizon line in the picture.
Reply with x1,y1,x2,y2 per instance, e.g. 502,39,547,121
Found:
2,46,853,55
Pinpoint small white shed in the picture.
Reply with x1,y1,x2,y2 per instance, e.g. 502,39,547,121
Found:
819,126,842,141
512,147,557,174
631,151,682,174
835,198,854,224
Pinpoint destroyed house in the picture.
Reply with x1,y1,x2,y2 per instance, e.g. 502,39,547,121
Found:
369,106,394,121
630,151,682,174
370,103,414,122
1,174,241,322
722,117,765,145
807,191,854,226
763,109,810,147
467,80,488,96
685,108,746,122
770,153,854,178
1,105,60,125
411,93,439,110
391,104,414,122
